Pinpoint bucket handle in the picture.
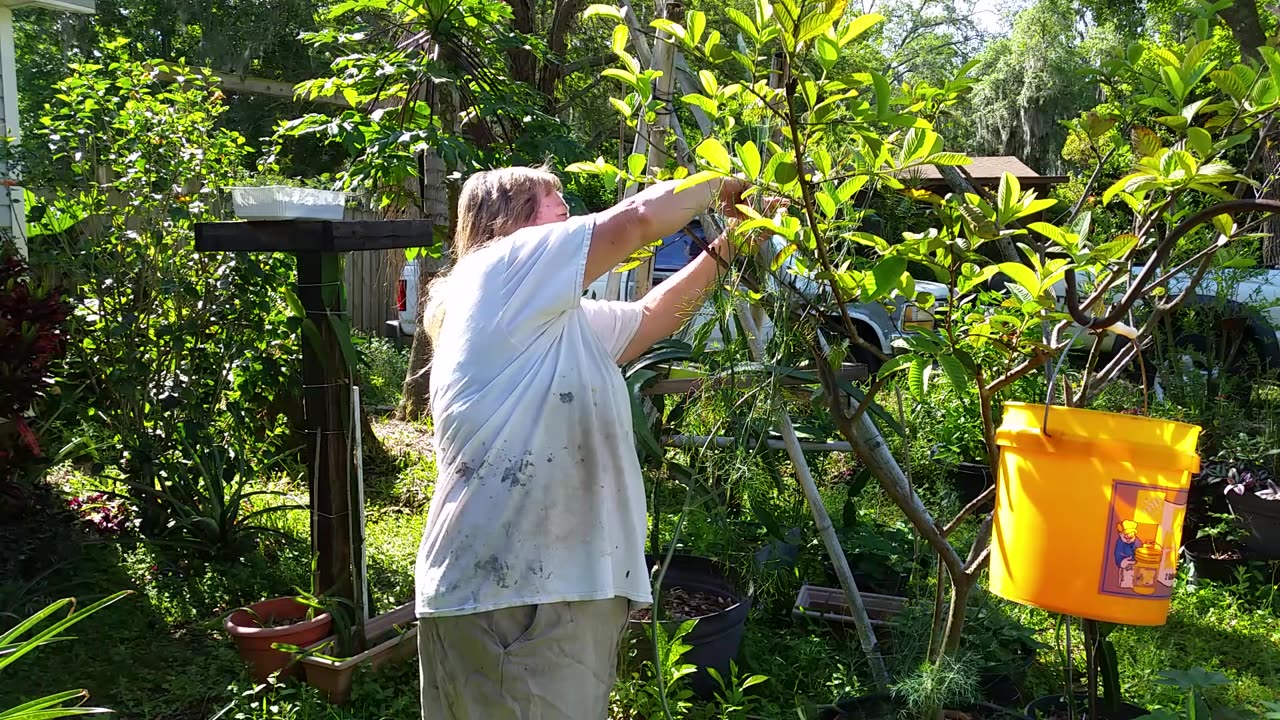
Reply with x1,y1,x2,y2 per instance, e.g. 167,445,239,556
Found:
1041,326,1150,437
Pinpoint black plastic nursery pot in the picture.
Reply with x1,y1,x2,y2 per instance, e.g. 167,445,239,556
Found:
817,692,1032,720
953,461,995,509
627,553,752,700
1025,694,1148,720
1182,535,1252,583
980,649,1036,707
1225,491,1280,560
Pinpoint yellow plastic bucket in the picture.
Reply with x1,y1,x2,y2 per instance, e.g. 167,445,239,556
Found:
989,402,1201,626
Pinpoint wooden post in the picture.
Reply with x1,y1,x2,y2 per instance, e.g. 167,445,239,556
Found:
297,252,358,609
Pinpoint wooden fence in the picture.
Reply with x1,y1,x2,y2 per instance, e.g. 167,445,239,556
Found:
343,206,448,336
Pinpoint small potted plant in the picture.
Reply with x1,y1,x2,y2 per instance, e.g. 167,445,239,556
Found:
223,590,334,682
1221,464,1280,559
1181,520,1254,585
964,601,1047,707
924,386,993,509
1026,620,1148,719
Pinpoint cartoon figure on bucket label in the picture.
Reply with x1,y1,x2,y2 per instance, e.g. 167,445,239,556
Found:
1113,520,1142,589
1099,481,1188,600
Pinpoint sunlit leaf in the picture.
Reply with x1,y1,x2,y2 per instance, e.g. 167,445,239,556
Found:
651,18,687,42
736,140,761,180
696,137,732,172
997,262,1041,297
839,13,885,46
725,8,758,42
675,169,723,193
923,152,969,166
1132,126,1162,158
583,4,625,20
871,71,891,120
627,153,647,178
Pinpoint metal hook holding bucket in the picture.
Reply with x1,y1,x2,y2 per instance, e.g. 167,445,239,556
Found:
1041,320,1146,437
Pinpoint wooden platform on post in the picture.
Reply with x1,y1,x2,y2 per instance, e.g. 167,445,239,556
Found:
195,219,433,616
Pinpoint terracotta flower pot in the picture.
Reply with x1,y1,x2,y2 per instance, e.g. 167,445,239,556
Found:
224,596,333,682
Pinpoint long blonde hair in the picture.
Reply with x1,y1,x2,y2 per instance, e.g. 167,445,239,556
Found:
422,164,563,343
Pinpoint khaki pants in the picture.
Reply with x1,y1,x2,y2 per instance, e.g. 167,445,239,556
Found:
418,598,630,720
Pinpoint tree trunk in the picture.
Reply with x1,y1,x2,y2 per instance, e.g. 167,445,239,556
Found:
1217,0,1267,63
399,150,453,420
1259,137,1280,266
504,0,540,87
1224,1,1279,265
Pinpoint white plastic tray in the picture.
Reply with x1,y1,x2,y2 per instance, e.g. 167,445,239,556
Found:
228,185,347,221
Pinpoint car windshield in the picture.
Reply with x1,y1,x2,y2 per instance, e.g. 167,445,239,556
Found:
654,225,705,271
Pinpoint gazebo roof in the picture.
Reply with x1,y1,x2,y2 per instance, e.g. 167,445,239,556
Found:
894,155,1067,188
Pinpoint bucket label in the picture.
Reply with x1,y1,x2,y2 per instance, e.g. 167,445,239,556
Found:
1098,480,1188,600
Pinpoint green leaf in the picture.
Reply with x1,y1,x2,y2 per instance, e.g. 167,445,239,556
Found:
609,97,633,117
0,689,111,720
1186,126,1213,158
611,24,628,53
651,18,687,41
839,13,884,45
907,357,928,399
698,69,718,96
997,262,1041,297
601,68,639,89
627,153,647,178
282,286,305,318
625,370,664,462
877,354,912,378
725,7,759,42
736,141,761,180
1102,172,1150,205
682,94,719,115
872,71,891,120
997,173,1020,218
687,10,707,45
815,191,836,218
675,169,722,193
1160,66,1188,102
0,592,131,672
773,159,799,186
696,137,732,172
871,257,906,299
1260,46,1280,88
1132,126,1162,157
815,35,839,71
583,4,625,20
938,354,969,390
1210,69,1247,100
1126,42,1144,65
1027,222,1068,246
923,152,969,166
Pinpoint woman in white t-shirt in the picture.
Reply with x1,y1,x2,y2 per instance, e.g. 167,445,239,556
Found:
414,164,755,719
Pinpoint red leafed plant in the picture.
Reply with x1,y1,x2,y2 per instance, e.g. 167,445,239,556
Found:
0,241,71,484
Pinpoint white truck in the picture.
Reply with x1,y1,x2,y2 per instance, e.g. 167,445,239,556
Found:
390,221,948,366
389,228,1280,388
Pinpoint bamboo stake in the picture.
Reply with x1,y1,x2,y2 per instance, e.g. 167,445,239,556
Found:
734,302,890,690
663,434,853,452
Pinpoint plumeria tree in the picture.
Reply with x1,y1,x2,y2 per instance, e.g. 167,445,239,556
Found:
572,0,1280,702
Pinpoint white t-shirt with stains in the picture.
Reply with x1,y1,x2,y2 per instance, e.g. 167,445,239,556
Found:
415,214,653,619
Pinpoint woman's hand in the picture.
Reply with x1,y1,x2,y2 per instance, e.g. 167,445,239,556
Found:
713,195,789,261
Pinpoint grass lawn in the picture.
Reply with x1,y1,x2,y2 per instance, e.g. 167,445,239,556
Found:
3,418,1279,719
